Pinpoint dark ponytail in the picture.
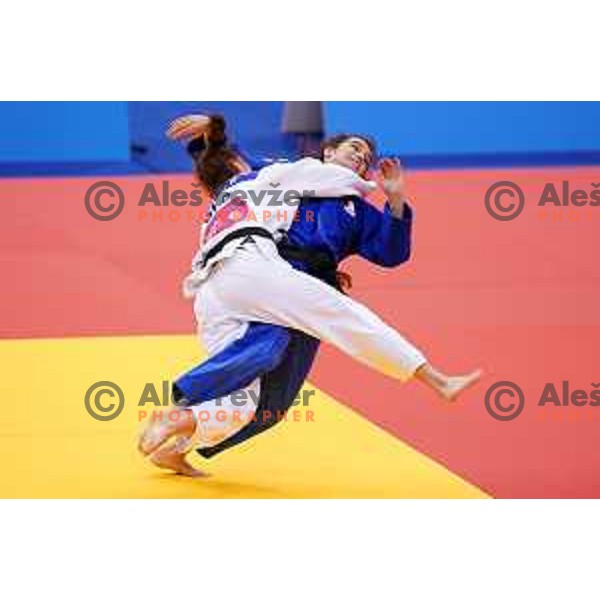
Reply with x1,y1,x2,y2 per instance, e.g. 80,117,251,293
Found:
188,115,242,196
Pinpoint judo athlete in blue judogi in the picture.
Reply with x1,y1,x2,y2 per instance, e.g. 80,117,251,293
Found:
138,114,480,476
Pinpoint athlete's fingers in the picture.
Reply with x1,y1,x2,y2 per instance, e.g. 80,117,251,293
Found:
378,157,393,177
388,158,402,178
393,158,404,176
167,119,197,140
166,119,187,139
380,157,403,179
166,115,210,140
169,125,196,141
166,116,190,134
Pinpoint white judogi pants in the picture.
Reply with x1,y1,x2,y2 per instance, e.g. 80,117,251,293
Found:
188,238,427,444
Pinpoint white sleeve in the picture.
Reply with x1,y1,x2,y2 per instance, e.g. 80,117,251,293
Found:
255,158,376,197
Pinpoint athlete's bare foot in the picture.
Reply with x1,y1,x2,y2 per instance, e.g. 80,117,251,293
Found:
436,369,482,402
415,363,482,402
149,443,207,478
138,407,196,457
138,408,206,477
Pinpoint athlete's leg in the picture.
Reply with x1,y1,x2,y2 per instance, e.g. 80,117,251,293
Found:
140,331,320,475
141,379,261,477
138,321,293,474
173,322,292,406
204,239,480,398
197,330,320,458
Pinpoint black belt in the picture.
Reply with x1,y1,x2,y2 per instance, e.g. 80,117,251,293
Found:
201,227,342,291
277,239,341,290
201,227,274,267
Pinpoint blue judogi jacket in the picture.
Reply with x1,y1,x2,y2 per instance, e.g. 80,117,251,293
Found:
176,143,412,457
287,196,412,267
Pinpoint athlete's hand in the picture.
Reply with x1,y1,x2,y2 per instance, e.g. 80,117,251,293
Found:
166,114,211,141
378,158,408,216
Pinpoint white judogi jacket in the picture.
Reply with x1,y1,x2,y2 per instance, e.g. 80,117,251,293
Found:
183,158,376,297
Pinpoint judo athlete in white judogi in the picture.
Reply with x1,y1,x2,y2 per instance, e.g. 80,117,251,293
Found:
139,116,481,476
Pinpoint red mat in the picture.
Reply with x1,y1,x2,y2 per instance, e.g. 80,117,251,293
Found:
1,167,598,497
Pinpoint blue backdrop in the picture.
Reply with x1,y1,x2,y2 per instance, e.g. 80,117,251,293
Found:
0,102,130,163
2,102,600,175
325,101,600,166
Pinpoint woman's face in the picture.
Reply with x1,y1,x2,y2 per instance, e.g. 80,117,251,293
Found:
323,137,373,176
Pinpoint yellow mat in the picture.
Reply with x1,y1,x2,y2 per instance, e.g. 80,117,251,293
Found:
0,336,488,498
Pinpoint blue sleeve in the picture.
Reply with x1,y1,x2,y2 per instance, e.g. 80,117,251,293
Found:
354,200,413,267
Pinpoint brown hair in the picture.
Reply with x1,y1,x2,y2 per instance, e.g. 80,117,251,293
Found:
193,115,244,196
